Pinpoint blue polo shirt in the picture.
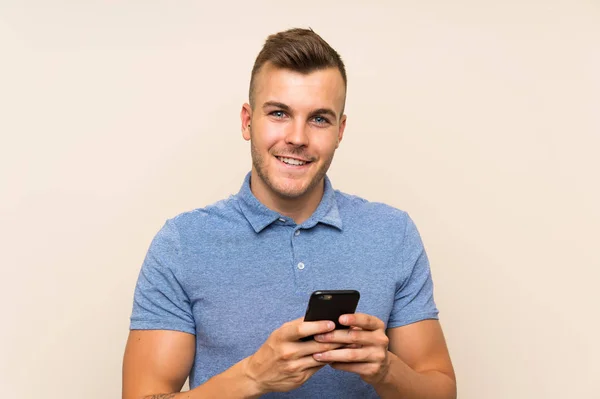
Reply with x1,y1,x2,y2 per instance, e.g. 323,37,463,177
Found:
130,173,438,398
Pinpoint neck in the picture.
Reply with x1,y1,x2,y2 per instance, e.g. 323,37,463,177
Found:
249,170,325,225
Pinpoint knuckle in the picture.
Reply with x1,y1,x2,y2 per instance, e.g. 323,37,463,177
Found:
370,320,382,331
379,334,389,347
282,363,298,374
263,341,276,355
291,374,306,385
272,328,284,342
348,329,359,343
373,351,386,363
283,320,296,331
283,321,295,333
279,347,294,361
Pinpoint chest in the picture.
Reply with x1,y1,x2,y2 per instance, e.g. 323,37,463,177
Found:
179,224,402,355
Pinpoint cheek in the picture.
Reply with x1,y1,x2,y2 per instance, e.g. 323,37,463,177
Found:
312,134,339,155
255,123,285,149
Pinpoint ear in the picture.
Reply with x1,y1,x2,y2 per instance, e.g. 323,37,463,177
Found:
241,103,252,141
336,114,347,149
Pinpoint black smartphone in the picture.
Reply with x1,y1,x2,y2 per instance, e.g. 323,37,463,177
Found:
301,290,360,341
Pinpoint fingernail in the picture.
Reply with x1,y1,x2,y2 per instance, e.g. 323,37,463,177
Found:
327,321,335,329
315,334,325,341
340,315,348,324
314,353,323,360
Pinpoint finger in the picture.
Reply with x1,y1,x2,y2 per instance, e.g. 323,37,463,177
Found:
293,341,346,358
330,361,385,383
282,355,331,373
279,319,336,342
345,326,363,344
330,362,369,372
313,347,380,363
314,328,387,347
339,313,384,331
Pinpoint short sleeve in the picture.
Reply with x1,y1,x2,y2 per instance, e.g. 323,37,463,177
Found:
387,214,439,329
129,219,196,335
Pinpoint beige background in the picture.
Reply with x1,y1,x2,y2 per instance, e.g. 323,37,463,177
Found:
1,1,599,398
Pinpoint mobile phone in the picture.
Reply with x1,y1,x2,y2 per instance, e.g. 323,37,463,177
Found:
300,290,360,341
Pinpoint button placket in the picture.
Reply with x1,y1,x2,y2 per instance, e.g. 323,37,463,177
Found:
292,230,305,271
290,226,308,291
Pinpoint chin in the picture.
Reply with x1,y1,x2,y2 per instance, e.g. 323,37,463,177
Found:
272,181,311,199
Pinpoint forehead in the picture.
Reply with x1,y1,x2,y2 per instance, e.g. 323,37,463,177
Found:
254,63,346,111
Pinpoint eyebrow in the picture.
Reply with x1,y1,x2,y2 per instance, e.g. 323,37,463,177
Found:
262,101,338,120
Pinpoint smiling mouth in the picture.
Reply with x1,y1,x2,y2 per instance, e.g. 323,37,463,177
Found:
276,156,311,166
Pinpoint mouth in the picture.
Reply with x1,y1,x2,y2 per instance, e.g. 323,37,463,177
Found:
275,156,312,167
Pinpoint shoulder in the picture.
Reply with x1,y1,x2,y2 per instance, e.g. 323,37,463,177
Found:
334,189,411,228
160,195,244,239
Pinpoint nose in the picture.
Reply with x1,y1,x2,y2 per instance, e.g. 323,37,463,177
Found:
284,120,309,147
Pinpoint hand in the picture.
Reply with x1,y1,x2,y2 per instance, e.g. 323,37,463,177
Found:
243,317,345,394
312,313,391,385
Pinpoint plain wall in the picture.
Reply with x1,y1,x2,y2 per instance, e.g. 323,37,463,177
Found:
1,1,598,398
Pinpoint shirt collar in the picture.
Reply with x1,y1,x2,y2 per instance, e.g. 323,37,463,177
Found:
236,172,343,233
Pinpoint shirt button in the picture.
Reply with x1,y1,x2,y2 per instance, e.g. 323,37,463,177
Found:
278,218,286,222
294,230,301,236
297,262,305,270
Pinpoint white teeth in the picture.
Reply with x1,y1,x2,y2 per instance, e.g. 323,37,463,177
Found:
278,157,307,166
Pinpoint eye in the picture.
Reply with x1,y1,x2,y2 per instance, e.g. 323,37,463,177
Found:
270,110,286,118
312,116,330,125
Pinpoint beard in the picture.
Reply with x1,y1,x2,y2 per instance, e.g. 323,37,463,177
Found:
250,139,334,200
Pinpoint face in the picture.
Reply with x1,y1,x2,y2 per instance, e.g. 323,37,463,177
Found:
241,63,347,201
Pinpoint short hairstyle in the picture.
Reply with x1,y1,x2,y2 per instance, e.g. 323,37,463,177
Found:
248,28,347,112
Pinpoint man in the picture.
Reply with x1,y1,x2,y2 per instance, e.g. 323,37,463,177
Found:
123,28,456,399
